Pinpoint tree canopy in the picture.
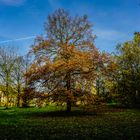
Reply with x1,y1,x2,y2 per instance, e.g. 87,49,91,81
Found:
26,9,112,112
113,32,140,107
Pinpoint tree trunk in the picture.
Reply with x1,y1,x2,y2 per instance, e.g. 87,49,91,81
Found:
5,82,9,109
66,73,71,112
22,88,29,107
5,95,9,109
0,96,1,107
17,86,20,107
67,100,71,112
17,95,20,107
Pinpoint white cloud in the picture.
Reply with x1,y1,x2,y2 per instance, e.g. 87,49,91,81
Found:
0,0,25,6
0,36,36,44
94,29,128,42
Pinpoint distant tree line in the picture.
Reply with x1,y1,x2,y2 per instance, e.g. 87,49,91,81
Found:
0,9,139,111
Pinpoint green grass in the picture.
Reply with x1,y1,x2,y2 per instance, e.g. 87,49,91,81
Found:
0,106,140,140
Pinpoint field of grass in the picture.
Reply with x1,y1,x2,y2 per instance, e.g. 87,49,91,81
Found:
0,106,140,140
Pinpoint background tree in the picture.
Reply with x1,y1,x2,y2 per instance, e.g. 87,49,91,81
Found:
12,56,25,107
114,32,140,107
95,52,117,102
26,9,110,112
21,54,33,107
0,47,16,108
0,47,31,108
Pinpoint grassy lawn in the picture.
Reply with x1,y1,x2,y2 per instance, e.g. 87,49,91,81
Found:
0,106,140,140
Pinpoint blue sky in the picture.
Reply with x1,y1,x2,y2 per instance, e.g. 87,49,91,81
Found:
0,0,140,54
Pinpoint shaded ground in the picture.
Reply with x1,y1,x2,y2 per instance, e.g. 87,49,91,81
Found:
0,106,140,140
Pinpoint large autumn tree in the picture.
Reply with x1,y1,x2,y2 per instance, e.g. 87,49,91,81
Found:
27,9,111,112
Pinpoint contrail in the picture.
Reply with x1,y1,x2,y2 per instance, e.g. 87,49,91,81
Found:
0,36,36,44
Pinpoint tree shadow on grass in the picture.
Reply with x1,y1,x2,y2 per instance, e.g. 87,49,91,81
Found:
29,110,98,118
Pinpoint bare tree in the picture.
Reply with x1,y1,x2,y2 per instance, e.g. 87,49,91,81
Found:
12,56,25,107
0,47,16,108
21,54,32,107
